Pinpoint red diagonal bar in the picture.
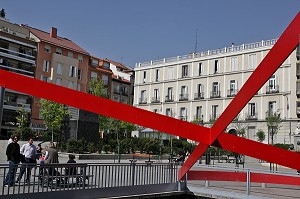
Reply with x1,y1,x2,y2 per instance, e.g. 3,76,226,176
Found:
180,11,300,180
1,70,300,175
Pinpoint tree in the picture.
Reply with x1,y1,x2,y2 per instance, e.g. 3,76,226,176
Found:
39,99,69,143
231,114,248,137
266,112,282,145
15,107,32,140
256,129,265,143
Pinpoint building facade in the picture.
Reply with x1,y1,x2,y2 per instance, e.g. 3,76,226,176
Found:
0,14,37,138
134,39,300,145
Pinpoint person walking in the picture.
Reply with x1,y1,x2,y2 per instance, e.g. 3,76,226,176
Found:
16,137,37,183
4,135,21,187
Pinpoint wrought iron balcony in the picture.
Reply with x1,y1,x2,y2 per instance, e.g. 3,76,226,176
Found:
210,91,221,98
194,92,204,100
227,89,239,97
165,95,174,102
151,97,160,103
209,114,219,122
179,116,187,121
179,94,188,101
139,98,147,104
245,113,258,120
266,85,279,94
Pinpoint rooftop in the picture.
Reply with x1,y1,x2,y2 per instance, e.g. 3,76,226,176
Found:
135,39,277,68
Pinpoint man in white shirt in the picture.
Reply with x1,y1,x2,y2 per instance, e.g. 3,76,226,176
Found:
16,137,37,183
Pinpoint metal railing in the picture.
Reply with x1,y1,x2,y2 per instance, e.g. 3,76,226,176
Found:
0,162,179,196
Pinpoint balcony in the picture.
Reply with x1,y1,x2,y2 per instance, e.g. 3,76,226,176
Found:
179,94,188,101
194,92,204,100
210,91,221,98
151,97,160,104
139,98,147,104
227,89,239,97
179,116,187,121
0,46,35,64
209,114,219,122
297,90,300,98
165,95,174,102
113,88,120,94
245,113,258,120
121,90,129,96
266,85,279,94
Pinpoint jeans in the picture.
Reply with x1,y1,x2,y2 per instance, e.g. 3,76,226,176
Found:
17,158,36,182
4,160,18,185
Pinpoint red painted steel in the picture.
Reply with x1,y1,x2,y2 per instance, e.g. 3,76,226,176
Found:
187,170,300,186
0,12,299,184
180,11,300,180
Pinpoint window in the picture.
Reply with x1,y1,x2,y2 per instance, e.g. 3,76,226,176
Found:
102,75,108,85
266,75,278,93
181,86,187,95
121,98,127,104
212,105,218,120
68,81,74,89
166,108,172,117
167,87,173,97
182,65,188,78
56,78,62,85
41,75,48,82
44,44,51,53
140,90,146,103
249,54,257,69
92,59,98,66
248,103,256,116
69,66,77,77
213,82,219,93
168,67,174,80
77,69,82,80
229,80,237,96
103,61,109,69
68,51,73,58
180,107,187,120
268,101,276,115
143,71,146,83
57,63,63,75
198,63,202,76
230,57,238,71
214,60,219,73
197,84,203,94
56,47,62,55
91,72,97,79
154,89,159,100
78,54,83,62
155,69,159,81
43,60,50,72
122,86,128,96
297,45,300,60
196,106,202,119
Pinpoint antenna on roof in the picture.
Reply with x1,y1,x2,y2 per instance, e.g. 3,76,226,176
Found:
194,28,198,53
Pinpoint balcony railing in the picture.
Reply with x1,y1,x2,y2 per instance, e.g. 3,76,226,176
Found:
151,97,160,103
113,88,120,94
179,94,188,101
139,98,147,104
121,90,129,96
266,85,279,94
245,113,258,120
165,95,174,102
209,114,220,122
210,91,221,98
179,116,187,121
227,89,239,97
194,92,204,100
0,46,35,63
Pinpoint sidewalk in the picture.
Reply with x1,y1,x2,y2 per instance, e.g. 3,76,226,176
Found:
188,156,300,199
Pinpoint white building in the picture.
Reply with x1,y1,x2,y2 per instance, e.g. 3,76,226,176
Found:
134,39,300,145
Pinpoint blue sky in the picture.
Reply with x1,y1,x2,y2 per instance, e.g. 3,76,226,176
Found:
2,1,300,68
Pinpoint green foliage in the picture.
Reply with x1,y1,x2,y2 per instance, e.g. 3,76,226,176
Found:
67,139,87,154
273,143,290,150
266,112,281,135
256,129,265,142
39,99,69,133
15,107,32,140
103,145,111,154
88,78,107,97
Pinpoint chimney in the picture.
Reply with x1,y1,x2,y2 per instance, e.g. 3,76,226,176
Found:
50,27,57,38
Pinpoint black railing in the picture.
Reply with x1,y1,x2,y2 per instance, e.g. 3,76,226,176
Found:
165,95,174,102
194,93,204,100
151,97,160,103
210,91,221,98
266,85,279,94
245,113,258,120
227,89,239,97
139,98,147,104
179,94,188,101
